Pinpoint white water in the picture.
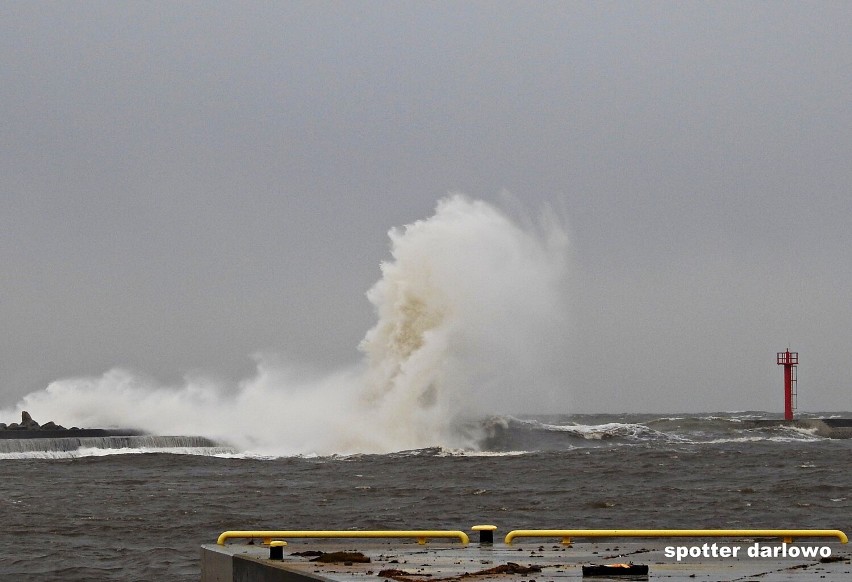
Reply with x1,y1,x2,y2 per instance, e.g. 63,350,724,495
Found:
0,435,237,459
2,195,571,455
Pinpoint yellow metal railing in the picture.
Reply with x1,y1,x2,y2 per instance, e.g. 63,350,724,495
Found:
216,528,848,547
217,530,470,546
504,529,848,545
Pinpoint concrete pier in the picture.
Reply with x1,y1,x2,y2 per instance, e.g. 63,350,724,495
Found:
202,538,851,582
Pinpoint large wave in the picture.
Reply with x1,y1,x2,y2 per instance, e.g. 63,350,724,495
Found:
2,195,571,455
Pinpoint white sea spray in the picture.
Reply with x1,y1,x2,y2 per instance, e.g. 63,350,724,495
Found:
3,195,571,455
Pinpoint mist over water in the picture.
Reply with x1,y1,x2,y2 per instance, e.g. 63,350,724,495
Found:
4,195,571,455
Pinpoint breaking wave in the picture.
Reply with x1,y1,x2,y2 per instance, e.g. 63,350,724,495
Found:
476,413,830,452
1,195,571,456
0,412,839,459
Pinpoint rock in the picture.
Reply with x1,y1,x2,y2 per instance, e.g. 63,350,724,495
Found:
2,412,66,430
20,411,40,429
2,412,75,432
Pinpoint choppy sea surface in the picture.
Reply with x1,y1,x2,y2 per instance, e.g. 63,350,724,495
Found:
2,412,850,581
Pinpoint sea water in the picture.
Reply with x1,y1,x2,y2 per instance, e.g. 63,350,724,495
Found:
1,413,850,580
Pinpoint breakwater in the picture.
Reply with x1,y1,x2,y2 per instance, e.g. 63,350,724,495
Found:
0,434,223,454
0,410,228,455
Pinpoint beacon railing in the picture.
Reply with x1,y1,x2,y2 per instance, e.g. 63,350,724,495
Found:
217,530,470,546
504,529,849,545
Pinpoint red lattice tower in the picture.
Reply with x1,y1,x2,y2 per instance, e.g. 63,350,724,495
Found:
776,350,798,421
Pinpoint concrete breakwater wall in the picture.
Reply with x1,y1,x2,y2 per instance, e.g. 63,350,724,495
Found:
0,434,222,454
0,410,144,437
0,428,144,439
0,411,226,453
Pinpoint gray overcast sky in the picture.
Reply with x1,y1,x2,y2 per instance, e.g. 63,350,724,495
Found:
2,1,850,414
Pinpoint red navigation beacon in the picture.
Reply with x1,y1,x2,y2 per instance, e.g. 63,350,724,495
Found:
776,350,798,421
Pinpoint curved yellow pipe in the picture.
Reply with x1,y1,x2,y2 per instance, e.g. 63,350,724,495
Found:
504,529,848,545
217,530,470,546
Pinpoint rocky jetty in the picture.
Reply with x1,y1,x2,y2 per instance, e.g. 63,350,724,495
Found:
0,411,227,453
0,411,143,439
1,410,70,431
1,411,70,431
